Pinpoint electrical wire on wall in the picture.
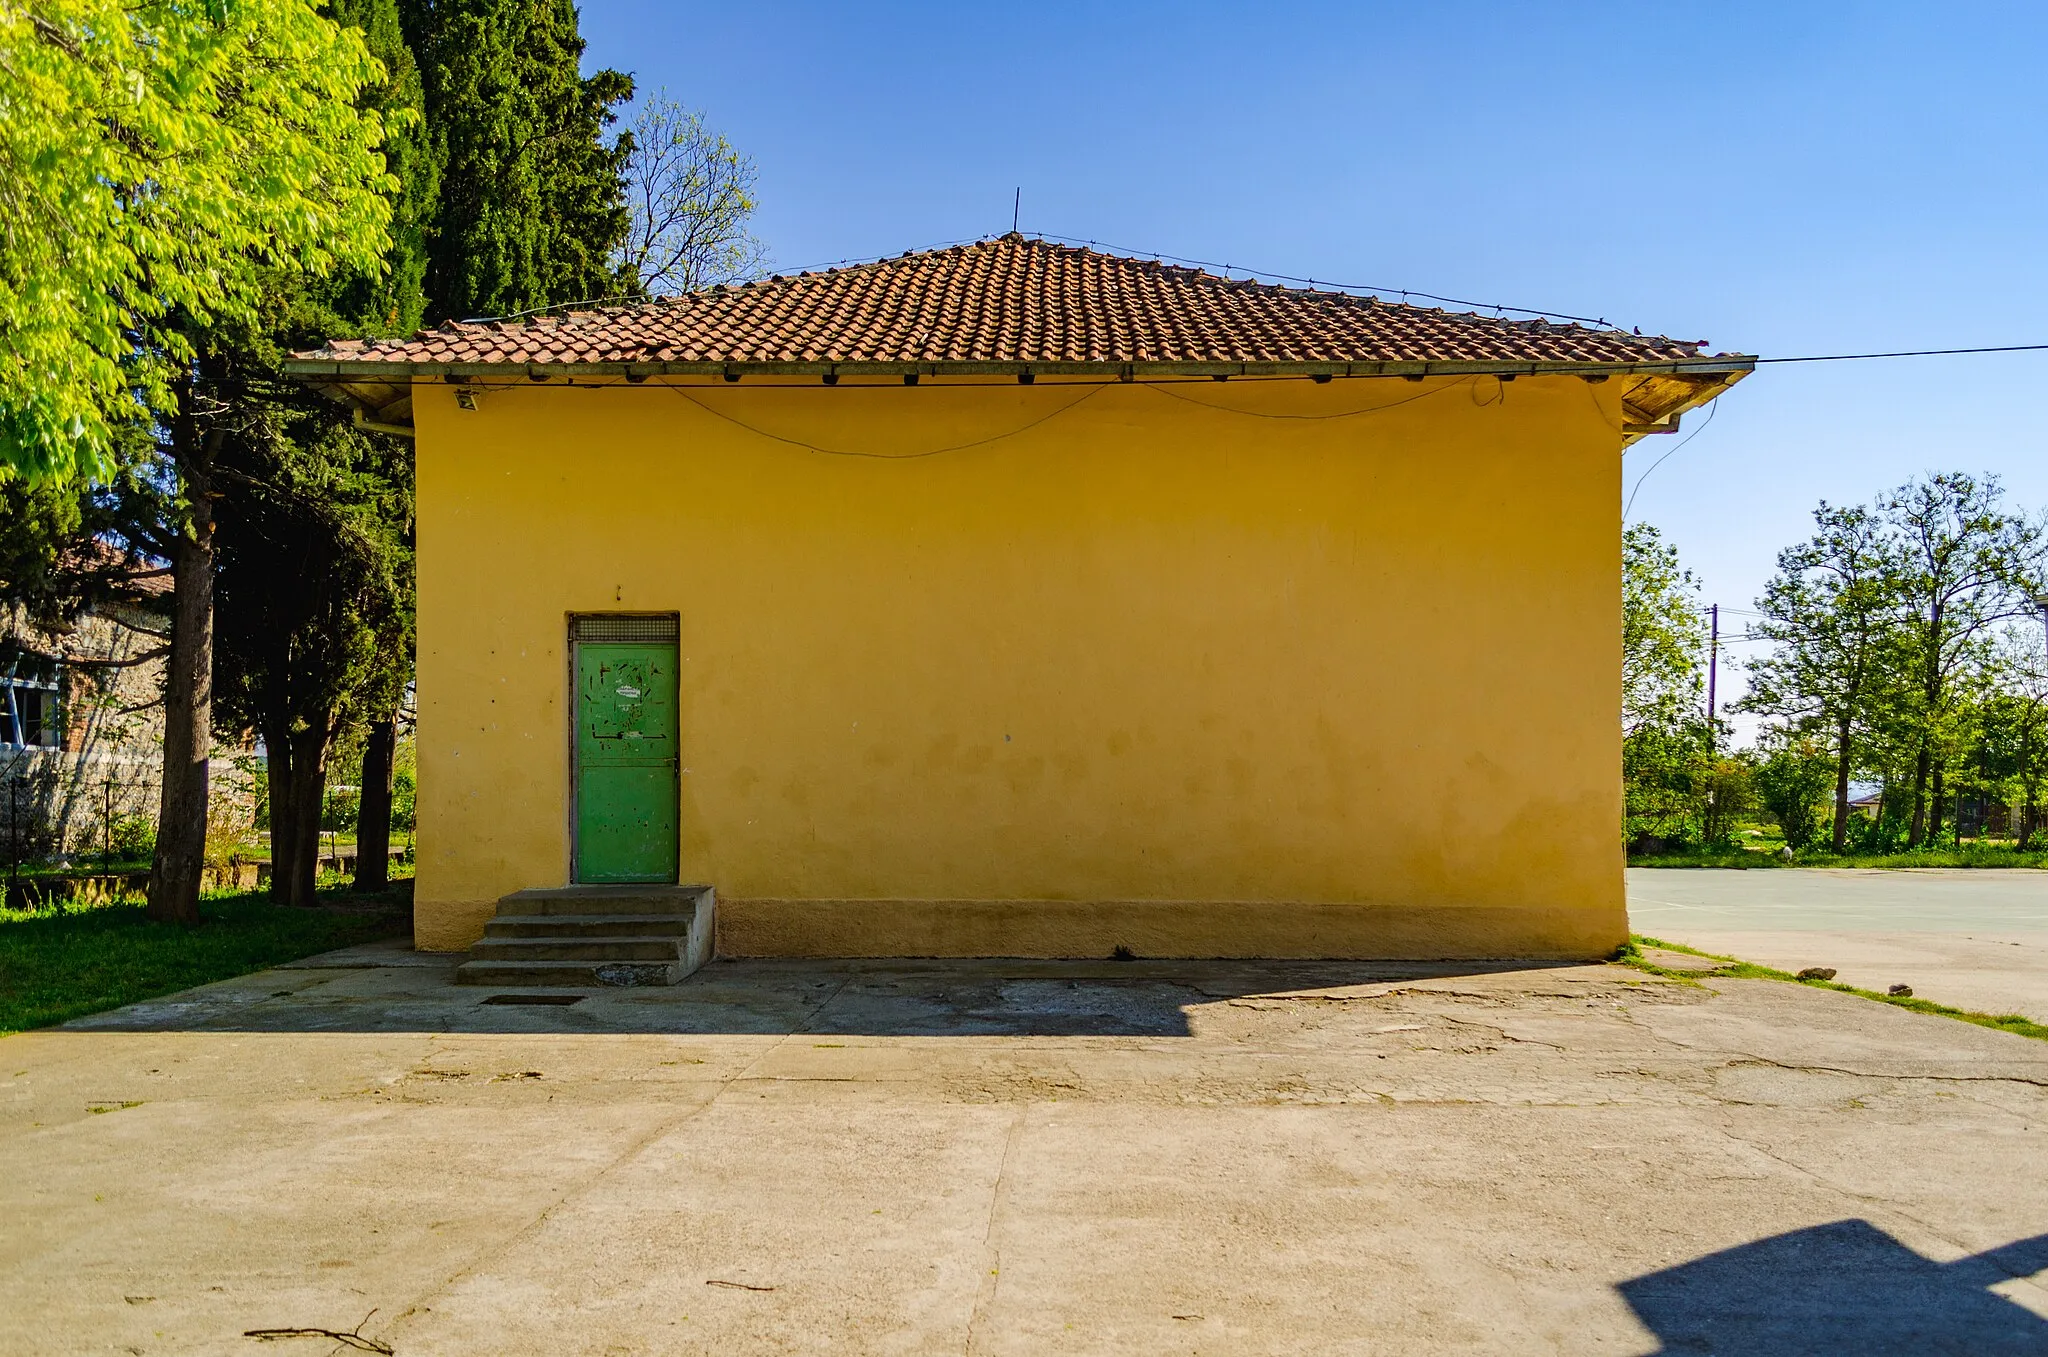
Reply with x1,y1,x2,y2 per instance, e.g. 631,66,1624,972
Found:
662,380,1110,459
1623,399,1718,519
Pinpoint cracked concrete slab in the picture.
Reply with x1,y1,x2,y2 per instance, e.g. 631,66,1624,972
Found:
2,950,2044,1354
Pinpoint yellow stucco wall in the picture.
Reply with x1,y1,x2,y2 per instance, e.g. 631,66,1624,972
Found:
412,373,1628,957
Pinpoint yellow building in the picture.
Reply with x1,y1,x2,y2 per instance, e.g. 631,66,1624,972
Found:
293,235,1748,965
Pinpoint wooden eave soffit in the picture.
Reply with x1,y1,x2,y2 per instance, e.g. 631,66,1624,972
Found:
1618,368,1750,445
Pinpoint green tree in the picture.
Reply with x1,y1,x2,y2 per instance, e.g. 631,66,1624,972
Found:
615,91,768,295
1740,501,1892,851
1970,629,2048,849
217,0,635,902
0,0,398,480
1876,473,2045,846
399,0,634,321
1696,755,1757,849
208,293,416,908
1621,523,1714,846
1623,523,1707,741
329,0,440,336
0,457,171,686
196,0,431,907
1752,736,1836,851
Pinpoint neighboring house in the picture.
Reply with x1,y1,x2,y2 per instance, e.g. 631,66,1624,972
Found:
291,234,1751,957
1,567,170,860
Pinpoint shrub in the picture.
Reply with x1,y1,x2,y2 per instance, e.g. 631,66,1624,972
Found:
108,814,155,860
1754,741,1835,851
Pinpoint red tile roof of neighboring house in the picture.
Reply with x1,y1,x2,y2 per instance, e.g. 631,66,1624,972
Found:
293,234,1745,375
65,539,171,599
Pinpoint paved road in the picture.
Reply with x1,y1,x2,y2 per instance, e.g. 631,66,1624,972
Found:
3,946,2046,1354
1629,867,2048,1021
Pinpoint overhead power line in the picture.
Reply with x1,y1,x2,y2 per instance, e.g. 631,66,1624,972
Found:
1755,344,2048,363
1027,231,1618,326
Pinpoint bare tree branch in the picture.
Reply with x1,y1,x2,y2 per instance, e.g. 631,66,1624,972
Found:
613,93,769,296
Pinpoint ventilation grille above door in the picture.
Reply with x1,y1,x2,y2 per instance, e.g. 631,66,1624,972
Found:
571,614,679,643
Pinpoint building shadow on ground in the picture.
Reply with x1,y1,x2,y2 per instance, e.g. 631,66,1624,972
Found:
61,954,1591,1037
1618,1218,2048,1355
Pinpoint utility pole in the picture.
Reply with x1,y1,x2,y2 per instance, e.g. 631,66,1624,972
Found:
1706,603,1720,753
2033,594,2048,844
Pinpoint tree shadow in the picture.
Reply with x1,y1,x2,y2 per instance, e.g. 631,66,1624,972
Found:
1618,1218,2048,1355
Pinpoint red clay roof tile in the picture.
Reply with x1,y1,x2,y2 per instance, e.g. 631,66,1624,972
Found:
294,234,1732,372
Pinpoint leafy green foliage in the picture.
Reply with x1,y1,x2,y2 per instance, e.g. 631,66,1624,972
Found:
326,0,440,336
1753,737,1836,850
1875,473,2045,842
1740,472,2047,853
1969,631,2048,847
1621,523,1721,845
0,0,398,478
1740,500,1890,850
1623,522,1706,741
399,0,634,321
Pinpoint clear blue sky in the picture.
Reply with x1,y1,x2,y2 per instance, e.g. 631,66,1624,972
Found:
579,2,2048,719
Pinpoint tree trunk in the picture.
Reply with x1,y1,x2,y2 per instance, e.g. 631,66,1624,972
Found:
146,415,220,926
1929,763,1946,841
1831,712,1854,854
355,714,395,892
287,732,327,907
263,720,296,906
2022,725,2039,852
265,723,331,908
1907,741,1931,847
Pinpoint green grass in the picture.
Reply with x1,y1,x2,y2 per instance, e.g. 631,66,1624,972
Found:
1628,845,2048,870
4,859,153,878
1619,934,2048,1043
0,885,408,1035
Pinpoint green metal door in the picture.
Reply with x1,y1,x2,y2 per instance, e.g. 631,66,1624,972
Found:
573,629,679,884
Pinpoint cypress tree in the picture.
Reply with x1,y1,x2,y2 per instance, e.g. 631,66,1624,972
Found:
206,0,434,907
212,0,634,904
401,0,634,322
328,0,440,336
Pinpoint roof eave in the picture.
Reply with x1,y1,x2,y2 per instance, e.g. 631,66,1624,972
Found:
285,355,1758,381
283,355,1758,441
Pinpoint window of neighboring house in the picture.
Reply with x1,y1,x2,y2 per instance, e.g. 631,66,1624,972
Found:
1,680,61,749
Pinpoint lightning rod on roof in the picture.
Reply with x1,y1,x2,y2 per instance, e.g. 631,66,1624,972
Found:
1012,188,1020,235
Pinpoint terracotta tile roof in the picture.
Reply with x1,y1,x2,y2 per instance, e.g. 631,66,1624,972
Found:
292,234,1743,375
66,538,172,598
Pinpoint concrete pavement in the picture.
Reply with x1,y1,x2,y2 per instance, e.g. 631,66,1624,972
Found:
3,942,2046,1354
1629,867,2048,1021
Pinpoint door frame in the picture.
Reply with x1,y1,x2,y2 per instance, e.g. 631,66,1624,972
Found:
566,611,682,884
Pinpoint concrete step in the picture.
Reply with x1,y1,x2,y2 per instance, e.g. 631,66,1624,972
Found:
484,913,696,940
461,884,716,987
469,936,681,963
455,958,679,988
500,885,713,917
